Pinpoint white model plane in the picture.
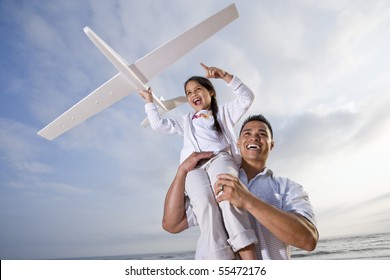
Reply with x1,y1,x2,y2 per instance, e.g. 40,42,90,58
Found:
37,4,239,140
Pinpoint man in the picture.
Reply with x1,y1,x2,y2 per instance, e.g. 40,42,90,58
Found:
162,115,319,259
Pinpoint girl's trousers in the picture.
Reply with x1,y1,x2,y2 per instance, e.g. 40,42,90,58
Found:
185,151,257,259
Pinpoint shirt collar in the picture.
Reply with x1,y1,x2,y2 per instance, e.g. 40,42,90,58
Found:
239,167,273,186
192,110,212,120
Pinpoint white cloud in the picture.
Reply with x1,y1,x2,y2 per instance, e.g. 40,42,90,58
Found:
0,119,50,173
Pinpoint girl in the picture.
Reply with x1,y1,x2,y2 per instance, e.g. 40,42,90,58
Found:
139,63,257,259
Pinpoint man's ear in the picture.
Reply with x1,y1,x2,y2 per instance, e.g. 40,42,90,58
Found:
270,140,275,150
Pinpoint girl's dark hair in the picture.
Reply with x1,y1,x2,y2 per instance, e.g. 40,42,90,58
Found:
184,76,223,135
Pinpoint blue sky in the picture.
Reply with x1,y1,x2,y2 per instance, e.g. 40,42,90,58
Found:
1,0,390,259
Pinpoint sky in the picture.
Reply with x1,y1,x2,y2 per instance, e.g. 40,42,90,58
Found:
1,0,390,259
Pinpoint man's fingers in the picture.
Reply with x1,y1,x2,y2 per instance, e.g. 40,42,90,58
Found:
214,173,243,196
214,182,226,199
213,178,230,196
215,191,224,202
185,152,213,170
199,151,214,158
193,151,213,161
217,173,237,181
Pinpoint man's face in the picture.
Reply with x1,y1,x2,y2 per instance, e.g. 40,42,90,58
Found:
237,120,274,162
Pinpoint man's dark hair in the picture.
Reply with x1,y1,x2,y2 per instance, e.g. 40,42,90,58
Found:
240,115,273,139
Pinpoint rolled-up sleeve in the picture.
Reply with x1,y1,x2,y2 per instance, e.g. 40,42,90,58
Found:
282,179,317,227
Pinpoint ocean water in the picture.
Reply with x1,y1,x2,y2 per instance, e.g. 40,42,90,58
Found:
75,232,390,260
291,231,390,260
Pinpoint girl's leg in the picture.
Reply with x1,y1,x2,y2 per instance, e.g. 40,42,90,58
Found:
206,152,258,259
185,168,235,259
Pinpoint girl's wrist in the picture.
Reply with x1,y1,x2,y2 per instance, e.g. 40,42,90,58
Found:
223,72,233,83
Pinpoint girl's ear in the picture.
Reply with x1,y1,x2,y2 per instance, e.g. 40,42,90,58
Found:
210,91,215,97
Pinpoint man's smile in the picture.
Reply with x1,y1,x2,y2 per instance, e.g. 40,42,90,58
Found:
246,144,260,150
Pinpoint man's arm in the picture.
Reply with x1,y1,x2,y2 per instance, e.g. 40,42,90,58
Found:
162,152,214,233
215,174,318,251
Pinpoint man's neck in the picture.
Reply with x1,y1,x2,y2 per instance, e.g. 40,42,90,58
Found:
241,160,266,181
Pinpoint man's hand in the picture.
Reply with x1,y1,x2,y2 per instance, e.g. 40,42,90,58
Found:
214,173,254,209
179,151,214,174
163,151,214,234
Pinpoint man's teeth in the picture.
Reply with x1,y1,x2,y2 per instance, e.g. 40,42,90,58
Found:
246,144,260,150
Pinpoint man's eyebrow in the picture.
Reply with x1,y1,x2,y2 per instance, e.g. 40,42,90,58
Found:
240,128,268,135
240,128,252,135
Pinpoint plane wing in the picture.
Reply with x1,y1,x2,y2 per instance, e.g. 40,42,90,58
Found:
130,3,239,83
37,73,134,140
83,26,169,111
37,4,239,140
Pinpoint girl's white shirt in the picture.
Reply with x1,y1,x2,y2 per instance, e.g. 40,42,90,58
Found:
144,75,254,164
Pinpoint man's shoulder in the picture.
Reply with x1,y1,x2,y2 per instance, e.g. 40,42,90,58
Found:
265,168,299,183
238,168,302,186
259,168,304,193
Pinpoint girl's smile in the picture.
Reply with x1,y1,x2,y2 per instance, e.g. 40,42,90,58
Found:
185,80,214,112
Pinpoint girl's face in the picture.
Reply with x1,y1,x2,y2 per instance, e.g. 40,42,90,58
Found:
185,80,214,112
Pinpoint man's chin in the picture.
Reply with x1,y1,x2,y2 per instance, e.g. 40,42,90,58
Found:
243,151,261,160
